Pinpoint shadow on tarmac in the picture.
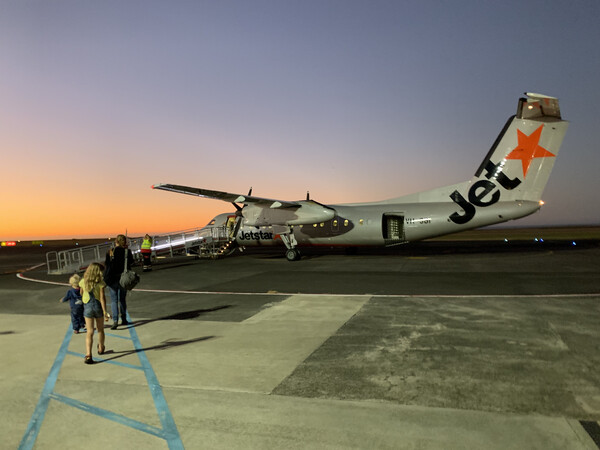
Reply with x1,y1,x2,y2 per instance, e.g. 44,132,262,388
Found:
98,336,216,363
125,305,232,329
88,307,230,363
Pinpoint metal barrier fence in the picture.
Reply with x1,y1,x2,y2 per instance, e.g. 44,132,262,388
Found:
46,242,114,275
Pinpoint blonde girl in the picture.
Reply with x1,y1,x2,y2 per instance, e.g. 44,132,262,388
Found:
79,263,109,364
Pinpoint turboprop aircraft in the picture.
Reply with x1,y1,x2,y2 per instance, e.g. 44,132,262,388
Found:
153,93,568,261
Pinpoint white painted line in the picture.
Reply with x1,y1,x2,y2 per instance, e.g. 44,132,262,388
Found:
15,273,600,299
16,273,69,287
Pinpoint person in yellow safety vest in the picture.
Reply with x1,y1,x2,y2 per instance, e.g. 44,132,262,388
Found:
141,234,153,272
226,216,236,239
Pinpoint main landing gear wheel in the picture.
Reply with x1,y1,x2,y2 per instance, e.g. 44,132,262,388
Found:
285,248,301,261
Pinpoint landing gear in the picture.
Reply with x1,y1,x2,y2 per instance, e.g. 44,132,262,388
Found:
278,228,301,261
285,248,301,261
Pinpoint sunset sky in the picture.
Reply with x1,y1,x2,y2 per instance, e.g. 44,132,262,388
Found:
1,1,599,240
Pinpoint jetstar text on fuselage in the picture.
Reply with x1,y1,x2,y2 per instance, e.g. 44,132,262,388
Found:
238,230,274,241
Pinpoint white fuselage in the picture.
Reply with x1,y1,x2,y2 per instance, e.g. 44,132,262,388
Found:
234,199,541,248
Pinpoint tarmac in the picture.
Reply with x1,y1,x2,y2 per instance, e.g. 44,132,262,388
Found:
1,239,600,449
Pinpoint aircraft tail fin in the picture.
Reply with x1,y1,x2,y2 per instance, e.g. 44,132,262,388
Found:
381,93,569,211
471,93,568,203
439,93,569,226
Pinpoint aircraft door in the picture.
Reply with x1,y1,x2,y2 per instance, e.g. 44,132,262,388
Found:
382,214,406,245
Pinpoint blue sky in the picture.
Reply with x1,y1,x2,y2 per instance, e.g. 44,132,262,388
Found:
1,1,599,239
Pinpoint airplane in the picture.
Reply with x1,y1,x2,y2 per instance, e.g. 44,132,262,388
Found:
153,92,568,261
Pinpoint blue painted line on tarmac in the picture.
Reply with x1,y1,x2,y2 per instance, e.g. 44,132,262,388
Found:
19,326,72,450
108,332,134,341
126,312,184,450
65,350,144,370
50,392,165,439
20,318,184,449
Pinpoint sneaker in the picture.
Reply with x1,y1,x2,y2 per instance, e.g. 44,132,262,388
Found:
73,330,79,334
121,319,130,326
110,323,118,330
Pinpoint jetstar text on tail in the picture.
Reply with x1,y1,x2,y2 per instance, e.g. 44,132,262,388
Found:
449,159,521,224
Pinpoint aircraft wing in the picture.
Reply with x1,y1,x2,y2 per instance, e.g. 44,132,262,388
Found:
152,183,301,208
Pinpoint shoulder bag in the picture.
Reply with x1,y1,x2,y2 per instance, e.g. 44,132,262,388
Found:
119,248,140,290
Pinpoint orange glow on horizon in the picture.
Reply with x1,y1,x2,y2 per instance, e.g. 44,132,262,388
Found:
0,193,228,240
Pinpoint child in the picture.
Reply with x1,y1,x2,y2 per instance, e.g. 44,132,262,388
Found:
60,274,85,334
80,263,109,364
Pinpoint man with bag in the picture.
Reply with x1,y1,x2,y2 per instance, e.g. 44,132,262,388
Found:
103,234,137,330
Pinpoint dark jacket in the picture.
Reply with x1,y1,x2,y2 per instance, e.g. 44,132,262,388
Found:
61,287,83,310
104,246,134,286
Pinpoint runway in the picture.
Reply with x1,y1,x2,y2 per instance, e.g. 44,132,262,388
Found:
1,240,599,449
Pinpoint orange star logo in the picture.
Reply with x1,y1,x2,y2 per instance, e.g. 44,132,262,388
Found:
506,125,555,177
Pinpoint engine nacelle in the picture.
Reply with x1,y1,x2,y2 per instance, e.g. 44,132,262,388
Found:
243,202,335,226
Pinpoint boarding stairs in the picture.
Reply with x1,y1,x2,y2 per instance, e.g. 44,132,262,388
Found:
128,225,235,260
46,224,236,275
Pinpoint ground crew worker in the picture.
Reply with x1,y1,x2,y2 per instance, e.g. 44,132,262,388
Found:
141,234,153,272
226,216,237,239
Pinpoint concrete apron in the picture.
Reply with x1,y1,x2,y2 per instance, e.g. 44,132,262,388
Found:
1,294,596,449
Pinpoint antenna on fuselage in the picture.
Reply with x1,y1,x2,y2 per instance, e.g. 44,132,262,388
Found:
248,187,253,196
306,191,310,201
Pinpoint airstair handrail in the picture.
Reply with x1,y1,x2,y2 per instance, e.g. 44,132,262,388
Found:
46,224,234,274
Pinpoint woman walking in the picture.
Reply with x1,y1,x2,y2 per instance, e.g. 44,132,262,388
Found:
79,263,109,364
104,234,134,329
